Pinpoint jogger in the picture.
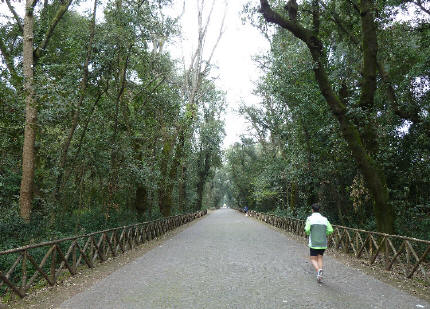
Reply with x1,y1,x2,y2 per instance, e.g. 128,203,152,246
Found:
305,203,333,282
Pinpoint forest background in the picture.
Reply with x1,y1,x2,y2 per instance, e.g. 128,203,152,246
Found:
0,0,227,252
0,0,429,257
223,0,430,240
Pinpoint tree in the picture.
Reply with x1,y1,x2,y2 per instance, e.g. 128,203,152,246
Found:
157,0,226,216
194,81,225,210
54,0,98,200
19,0,73,222
258,0,394,233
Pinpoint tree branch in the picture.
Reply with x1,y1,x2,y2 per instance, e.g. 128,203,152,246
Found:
55,0,97,198
312,0,320,35
376,62,420,123
138,76,168,107
321,1,421,124
5,0,23,33
203,1,226,74
320,1,359,45
359,0,378,110
34,0,73,63
413,0,430,16
0,36,22,89
201,0,215,47
259,0,312,43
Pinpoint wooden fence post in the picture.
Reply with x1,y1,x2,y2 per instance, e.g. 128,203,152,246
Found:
21,251,27,296
51,246,57,284
72,241,77,274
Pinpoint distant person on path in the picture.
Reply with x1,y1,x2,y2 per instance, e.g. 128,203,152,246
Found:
305,203,333,283
244,206,249,216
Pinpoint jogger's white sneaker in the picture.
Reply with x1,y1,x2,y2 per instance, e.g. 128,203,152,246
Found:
317,269,323,283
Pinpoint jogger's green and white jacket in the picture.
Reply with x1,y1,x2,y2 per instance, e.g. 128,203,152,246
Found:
305,212,333,249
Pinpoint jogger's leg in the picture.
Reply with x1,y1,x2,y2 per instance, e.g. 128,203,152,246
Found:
317,255,323,270
310,256,319,271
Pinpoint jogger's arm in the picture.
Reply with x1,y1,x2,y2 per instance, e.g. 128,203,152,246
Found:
326,221,334,235
305,218,311,235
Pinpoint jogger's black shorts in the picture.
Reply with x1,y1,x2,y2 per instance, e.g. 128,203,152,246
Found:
310,248,325,256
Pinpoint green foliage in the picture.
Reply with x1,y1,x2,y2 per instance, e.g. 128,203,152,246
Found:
0,0,225,251
223,0,430,240
0,201,153,252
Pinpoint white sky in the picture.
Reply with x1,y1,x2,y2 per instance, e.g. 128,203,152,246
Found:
166,0,269,148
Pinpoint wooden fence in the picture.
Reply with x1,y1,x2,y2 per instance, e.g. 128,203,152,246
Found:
240,209,430,283
0,210,206,299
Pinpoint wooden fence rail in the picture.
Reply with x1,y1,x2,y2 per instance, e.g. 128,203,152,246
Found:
238,209,430,283
0,210,206,299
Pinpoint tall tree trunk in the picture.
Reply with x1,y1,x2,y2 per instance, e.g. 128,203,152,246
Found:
108,93,120,203
172,0,226,214
300,118,317,204
332,180,346,226
107,0,126,205
19,0,37,222
60,89,105,192
158,126,186,217
133,141,149,215
158,134,174,217
108,45,130,203
178,165,187,212
134,186,148,215
195,150,211,210
176,130,186,212
195,181,204,211
19,0,73,221
290,182,297,211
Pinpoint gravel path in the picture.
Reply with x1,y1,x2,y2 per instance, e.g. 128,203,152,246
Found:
58,209,429,309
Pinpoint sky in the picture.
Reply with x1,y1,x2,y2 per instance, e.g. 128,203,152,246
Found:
165,0,270,148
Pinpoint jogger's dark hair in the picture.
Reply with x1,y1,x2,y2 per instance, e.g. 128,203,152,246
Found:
311,203,320,212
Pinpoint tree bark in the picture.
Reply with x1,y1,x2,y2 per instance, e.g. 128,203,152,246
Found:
195,148,211,210
178,165,187,212
158,132,175,217
176,131,187,212
161,129,184,216
108,41,131,202
19,0,37,222
5,0,23,33
33,0,73,63
300,118,317,204
134,186,148,215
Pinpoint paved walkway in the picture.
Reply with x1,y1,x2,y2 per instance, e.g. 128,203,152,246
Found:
59,209,429,309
